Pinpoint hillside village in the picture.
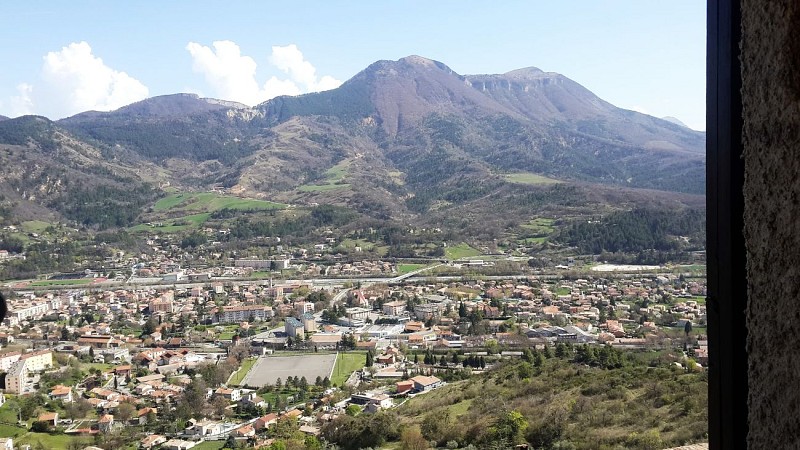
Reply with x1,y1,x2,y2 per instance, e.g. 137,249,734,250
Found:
0,268,707,449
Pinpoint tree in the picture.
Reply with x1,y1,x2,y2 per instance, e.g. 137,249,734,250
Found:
491,410,528,445
299,376,308,391
115,402,136,423
401,426,430,450
211,395,230,418
142,316,158,336
366,350,374,367
684,320,693,336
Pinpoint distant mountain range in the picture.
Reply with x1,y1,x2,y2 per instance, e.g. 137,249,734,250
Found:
0,56,705,231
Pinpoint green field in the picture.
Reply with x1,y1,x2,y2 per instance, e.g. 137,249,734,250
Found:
229,357,258,386
14,432,90,449
129,213,211,233
29,278,94,287
445,243,482,260
505,172,562,185
153,192,286,213
398,263,425,274
298,160,353,192
193,441,225,450
331,351,367,386
555,286,572,295
20,220,52,234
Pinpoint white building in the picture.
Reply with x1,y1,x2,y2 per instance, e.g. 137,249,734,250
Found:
212,305,273,324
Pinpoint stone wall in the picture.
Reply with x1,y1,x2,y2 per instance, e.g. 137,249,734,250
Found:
741,0,800,446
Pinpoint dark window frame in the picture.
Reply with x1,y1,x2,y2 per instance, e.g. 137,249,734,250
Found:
707,0,748,448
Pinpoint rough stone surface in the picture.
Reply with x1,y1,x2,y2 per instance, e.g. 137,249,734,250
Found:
742,0,800,447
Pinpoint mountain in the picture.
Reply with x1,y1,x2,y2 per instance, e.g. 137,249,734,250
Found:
662,116,690,128
0,115,8,121
0,116,158,227
1,56,705,235
66,93,249,120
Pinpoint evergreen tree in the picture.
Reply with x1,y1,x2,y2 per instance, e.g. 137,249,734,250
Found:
365,351,374,367
533,350,544,367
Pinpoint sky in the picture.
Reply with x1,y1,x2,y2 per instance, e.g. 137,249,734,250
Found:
0,1,706,130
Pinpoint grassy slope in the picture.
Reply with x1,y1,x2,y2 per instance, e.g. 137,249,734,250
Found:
395,356,707,449
445,243,482,260
298,159,353,192
398,263,426,274
154,192,286,212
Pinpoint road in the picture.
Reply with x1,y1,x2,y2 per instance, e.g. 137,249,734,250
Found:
6,262,702,293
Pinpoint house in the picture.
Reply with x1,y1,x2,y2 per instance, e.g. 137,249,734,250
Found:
214,387,241,402
231,424,255,437
410,375,443,392
137,407,157,425
161,439,197,450
37,412,58,427
98,414,114,432
186,419,224,437
254,413,278,431
284,409,303,419
50,385,73,403
114,365,132,377
364,394,393,413
0,438,13,450
77,335,121,348
140,434,167,449
396,380,414,394
241,392,266,408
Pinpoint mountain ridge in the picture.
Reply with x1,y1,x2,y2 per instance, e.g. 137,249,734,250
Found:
0,55,705,234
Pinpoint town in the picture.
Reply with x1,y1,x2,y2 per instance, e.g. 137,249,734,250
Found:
0,254,707,449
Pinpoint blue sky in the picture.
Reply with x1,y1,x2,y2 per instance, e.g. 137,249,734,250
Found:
0,1,706,130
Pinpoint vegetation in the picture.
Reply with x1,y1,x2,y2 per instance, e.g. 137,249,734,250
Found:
559,208,705,258
331,351,367,386
445,243,482,260
228,357,258,386
505,172,562,185
153,192,286,213
392,348,707,450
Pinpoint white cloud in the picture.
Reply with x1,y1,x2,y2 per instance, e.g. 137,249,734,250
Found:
9,83,34,116
186,41,341,106
7,42,150,119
